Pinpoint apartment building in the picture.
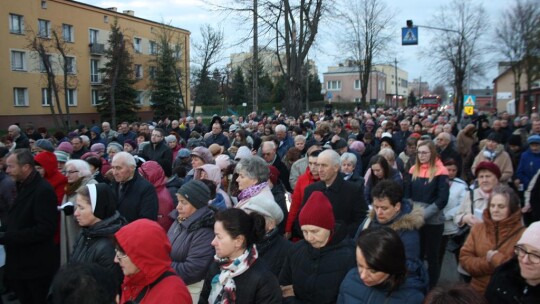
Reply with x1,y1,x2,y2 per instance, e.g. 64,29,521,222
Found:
322,65,387,105
1,0,190,129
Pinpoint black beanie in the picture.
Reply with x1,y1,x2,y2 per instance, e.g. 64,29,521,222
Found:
88,183,117,220
508,134,522,147
177,180,210,209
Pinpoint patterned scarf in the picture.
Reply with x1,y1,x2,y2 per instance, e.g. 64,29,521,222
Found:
237,182,268,202
208,245,258,304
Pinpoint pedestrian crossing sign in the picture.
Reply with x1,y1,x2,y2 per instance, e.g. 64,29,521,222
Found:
402,27,418,45
463,95,476,106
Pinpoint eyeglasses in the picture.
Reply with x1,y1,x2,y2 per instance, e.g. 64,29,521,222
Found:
514,245,540,264
151,134,163,138
115,249,128,260
416,151,431,155
65,170,79,175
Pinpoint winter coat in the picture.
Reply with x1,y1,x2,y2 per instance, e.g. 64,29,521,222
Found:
279,233,356,304
516,148,540,189
138,161,175,231
443,177,469,235
454,187,491,227
116,219,191,304
485,257,540,304
70,211,126,287
34,151,67,204
287,167,318,234
111,172,158,223
195,164,232,208
166,175,183,206
364,168,403,205
100,157,111,176
289,157,308,190
199,258,282,304
257,228,292,277
337,267,424,304
0,171,15,229
277,134,294,159
167,206,215,285
358,200,429,294
116,131,137,146
0,171,58,280
271,182,288,234
204,132,230,149
472,145,514,183
406,159,449,225
271,155,292,191
393,130,412,154
138,140,173,177
457,125,476,158
459,208,525,293
299,174,368,238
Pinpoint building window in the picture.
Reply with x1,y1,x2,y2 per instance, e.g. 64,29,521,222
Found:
354,98,360,103
327,80,341,90
11,51,26,71
41,88,51,106
134,38,141,53
149,41,157,55
354,79,360,90
90,59,100,83
9,14,24,34
39,54,52,73
66,89,77,106
89,29,99,44
13,88,28,106
65,57,76,74
174,45,182,59
62,24,74,42
135,64,143,79
38,19,50,38
135,91,144,105
91,89,101,106
149,66,156,79
103,15,109,23
41,0,47,9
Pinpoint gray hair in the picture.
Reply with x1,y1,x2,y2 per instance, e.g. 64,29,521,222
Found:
112,151,136,168
65,159,92,177
378,148,396,163
275,124,287,133
294,135,306,143
340,152,357,167
318,149,341,167
235,156,269,183
262,141,276,151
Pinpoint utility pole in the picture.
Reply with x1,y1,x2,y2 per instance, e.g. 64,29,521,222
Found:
305,56,309,112
252,0,258,113
394,58,398,107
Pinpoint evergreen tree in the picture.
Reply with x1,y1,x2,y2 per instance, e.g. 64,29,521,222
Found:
258,73,274,103
408,90,417,107
231,67,246,105
270,76,286,104
308,73,323,101
97,19,139,124
149,27,183,120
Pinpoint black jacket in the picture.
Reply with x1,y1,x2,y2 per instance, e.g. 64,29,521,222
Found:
271,182,289,234
199,258,282,304
272,156,292,192
70,211,126,286
299,174,368,238
279,234,356,304
257,228,292,277
139,140,173,177
0,171,58,279
111,172,158,223
485,257,540,304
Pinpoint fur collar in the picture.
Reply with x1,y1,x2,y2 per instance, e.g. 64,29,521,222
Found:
368,201,425,231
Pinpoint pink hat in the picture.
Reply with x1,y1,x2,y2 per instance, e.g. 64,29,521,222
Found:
57,142,73,154
349,141,365,154
215,154,231,171
518,221,540,250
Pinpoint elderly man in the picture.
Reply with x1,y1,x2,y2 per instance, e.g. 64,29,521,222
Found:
436,132,462,172
100,122,118,145
70,136,88,159
111,152,158,222
138,122,151,135
7,125,30,149
138,128,173,177
393,120,412,154
205,122,230,149
275,124,294,159
262,141,291,191
485,221,540,303
295,149,367,238
116,121,137,145
1,149,58,303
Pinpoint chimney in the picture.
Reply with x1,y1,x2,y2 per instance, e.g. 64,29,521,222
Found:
123,10,135,16
107,7,117,12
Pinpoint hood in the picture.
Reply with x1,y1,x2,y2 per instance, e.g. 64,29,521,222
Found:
138,160,167,189
482,207,524,237
82,211,126,238
195,164,221,185
115,219,172,284
369,199,424,231
34,151,60,178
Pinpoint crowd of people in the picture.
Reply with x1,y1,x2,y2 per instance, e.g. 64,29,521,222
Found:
0,106,539,303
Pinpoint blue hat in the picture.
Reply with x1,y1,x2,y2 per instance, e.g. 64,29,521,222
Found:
178,148,190,158
528,135,540,145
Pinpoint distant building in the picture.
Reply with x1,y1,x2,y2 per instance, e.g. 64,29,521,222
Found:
1,0,190,129
372,64,408,107
408,78,431,96
492,62,540,115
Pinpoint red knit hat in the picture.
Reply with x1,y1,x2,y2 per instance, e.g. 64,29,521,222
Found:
268,165,280,186
474,161,502,180
299,191,335,230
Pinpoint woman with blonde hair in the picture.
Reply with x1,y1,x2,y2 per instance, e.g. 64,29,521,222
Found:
406,140,449,289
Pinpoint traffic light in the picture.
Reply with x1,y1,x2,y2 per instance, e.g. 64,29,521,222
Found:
406,20,413,28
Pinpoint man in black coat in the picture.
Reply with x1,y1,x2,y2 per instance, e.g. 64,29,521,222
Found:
436,132,462,173
297,149,367,238
0,149,58,304
205,122,230,149
8,125,30,149
111,151,158,223
262,141,291,192
138,128,173,177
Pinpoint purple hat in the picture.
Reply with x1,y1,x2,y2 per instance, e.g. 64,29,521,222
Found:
57,142,73,154
124,139,138,150
91,143,105,153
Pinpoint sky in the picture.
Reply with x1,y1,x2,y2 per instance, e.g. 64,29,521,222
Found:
80,0,509,91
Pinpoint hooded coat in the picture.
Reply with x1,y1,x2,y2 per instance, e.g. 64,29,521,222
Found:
460,208,525,293
138,161,175,231
516,148,540,189
485,257,540,304
116,219,191,304
287,166,319,235
34,151,67,204
195,164,232,208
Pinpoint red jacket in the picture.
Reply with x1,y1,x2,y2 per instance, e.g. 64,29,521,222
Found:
116,219,191,304
286,166,319,233
138,161,175,231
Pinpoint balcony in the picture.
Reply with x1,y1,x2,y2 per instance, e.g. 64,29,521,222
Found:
89,43,105,56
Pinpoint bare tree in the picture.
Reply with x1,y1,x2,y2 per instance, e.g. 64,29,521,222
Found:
337,0,394,109
191,24,224,116
495,0,540,115
422,0,489,122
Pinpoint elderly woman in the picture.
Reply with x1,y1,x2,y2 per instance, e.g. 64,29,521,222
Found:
184,146,214,184
194,164,232,209
60,159,97,265
460,184,525,293
106,142,123,162
294,135,307,156
168,180,215,303
471,133,514,183
165,134,181,161
234,156,276,210
279,191,356,303
340,152,363,186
